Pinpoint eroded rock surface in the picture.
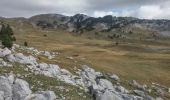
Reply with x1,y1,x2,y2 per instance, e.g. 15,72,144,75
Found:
0,74,56,100
0,45,168,100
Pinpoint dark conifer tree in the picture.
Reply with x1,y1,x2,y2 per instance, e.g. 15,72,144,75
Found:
0,24,15,48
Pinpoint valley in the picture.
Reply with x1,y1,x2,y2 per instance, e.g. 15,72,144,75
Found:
0,14,170,100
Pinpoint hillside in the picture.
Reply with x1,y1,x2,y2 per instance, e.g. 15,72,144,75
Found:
0,14,170,100
29,14,170,39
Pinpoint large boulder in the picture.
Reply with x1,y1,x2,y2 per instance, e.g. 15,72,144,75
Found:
78,65,125,100
0,91,4,100
98,79,114,90
0,74,57,100
7,53,37,66
77,65,153,100
96,90,123,100
0,76,13,100
12,78,32,100
79,65,103,87
37,63,61,77
35,63,78,85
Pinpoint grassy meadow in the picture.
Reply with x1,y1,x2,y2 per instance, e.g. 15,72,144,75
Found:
12,26,170,88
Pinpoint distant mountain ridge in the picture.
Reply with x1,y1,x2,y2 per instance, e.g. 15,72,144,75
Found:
1,13,170,39
28,14,170,32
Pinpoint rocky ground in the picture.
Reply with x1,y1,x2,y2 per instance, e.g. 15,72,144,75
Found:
0,44,169,100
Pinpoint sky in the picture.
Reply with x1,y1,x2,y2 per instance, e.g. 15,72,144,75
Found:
0,0,170,19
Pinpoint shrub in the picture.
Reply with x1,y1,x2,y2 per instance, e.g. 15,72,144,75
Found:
43,34,47,37
115,42,119,46
24,41,28,46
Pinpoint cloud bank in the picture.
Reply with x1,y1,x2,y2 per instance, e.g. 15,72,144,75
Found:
0,0,170,19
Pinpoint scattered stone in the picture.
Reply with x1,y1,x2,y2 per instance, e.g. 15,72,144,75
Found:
25,91,57,100
130,80,145,91
144,95,155,100
154,87,164,96
44,51,55,59
116,86,129,93
0,44,161,100
147,89,152,93
66,56,74,60
16,73,21,77
0,58,7,66
96,90,123,100
133,90,145,97
109,74,120,81
156,97,163,100
0,48,12,57
78,65,144,100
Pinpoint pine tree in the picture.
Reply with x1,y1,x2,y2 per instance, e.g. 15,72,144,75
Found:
0,24,15,48
1,34,13,48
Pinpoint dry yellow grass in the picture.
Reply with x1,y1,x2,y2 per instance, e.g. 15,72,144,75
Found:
13,28,170,88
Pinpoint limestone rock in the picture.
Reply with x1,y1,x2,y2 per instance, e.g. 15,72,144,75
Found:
116,86,129,93
7,53,37,66
44,51,55,59
109,74,120,81
130,80,145,91
0,74,57,100
0,48,11,57
25,91,56,100
133,90,145,97
0,76,12,100
37,63,61,77
12,78,32,100
96,90,123,100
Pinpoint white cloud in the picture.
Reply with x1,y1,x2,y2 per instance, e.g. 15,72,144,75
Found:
93,10,134,17
138,5,162,19
93,11,118,17
0,0,170,19
92,1,170,19
137,5,168,19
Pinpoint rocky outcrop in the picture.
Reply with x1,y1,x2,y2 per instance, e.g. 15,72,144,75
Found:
0,45,168,100
12,44,58,59
25,91,57,100
28,63,81,86
77,65,150,100
7,53,38,66
0,74,56,100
